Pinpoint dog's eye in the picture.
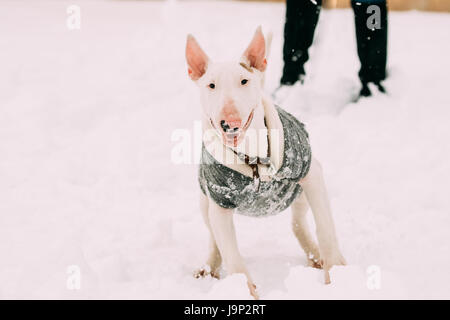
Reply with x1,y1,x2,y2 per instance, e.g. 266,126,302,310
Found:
208,83,215,89
241,79,248,85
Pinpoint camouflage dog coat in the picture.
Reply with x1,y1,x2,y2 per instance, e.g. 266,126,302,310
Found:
199,106,311,217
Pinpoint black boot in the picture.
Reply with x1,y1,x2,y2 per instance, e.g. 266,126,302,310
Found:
351,0,388,86
360,82,372,97
280,0,322,85
375,81,386,93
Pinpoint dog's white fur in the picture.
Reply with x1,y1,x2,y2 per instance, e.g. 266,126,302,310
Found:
186,27,345,299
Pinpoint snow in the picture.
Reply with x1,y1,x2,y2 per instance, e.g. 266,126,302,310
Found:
0,0,449,299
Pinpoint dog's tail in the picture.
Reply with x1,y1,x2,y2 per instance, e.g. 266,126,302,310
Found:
262,30,273,89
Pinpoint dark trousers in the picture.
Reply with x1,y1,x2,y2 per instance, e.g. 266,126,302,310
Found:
281,0,388,86
281,0,322,85
352,0,388,84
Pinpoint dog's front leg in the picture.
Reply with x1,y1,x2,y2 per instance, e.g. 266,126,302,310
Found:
208,199,259,299
194,193,222,279
300,157,346,284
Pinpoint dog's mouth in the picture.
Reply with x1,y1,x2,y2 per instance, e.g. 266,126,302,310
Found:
210,110,254,147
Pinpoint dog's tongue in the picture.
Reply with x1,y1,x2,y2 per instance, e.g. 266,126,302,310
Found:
224,131,240,147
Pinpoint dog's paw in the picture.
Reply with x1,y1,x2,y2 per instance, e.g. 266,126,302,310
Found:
319,249,346,284
193,268,208,279
247,281,259,300
307,256,322,269
307,247,322,269
193,267,220,279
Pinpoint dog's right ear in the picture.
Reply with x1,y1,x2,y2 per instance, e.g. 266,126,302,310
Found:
186,34,209,81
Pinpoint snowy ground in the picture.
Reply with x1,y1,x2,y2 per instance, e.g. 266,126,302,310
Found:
0,0,449,299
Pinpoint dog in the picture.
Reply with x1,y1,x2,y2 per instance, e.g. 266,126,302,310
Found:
185,27,346,299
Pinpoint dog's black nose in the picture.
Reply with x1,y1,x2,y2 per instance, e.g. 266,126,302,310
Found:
220,120,230,132
220,120,240,133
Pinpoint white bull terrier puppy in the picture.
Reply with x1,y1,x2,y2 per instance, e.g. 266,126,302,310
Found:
185,27,346,299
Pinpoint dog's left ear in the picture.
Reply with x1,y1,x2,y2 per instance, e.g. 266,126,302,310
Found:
242,26,267,72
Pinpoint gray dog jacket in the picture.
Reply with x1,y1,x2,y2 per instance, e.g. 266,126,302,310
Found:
199,106,311,217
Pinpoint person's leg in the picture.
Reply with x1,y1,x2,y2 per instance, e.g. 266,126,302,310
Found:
370,1,388,87
352,0,370,96
281,0,322,85
351,0,388,96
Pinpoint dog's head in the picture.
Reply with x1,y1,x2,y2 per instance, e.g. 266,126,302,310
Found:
185,27,267,147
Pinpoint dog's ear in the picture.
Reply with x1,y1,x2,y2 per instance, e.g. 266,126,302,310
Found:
186,34,209,81
242,26,267,72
